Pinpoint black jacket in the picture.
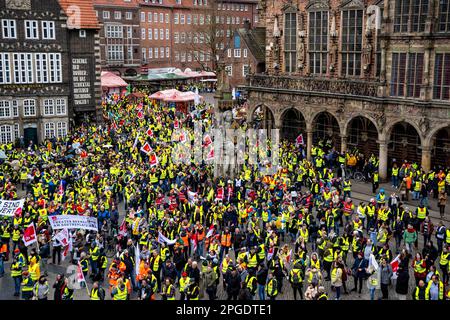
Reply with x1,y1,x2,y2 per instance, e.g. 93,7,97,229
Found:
256,267,268,285
225,272,241,294
395,270,410,295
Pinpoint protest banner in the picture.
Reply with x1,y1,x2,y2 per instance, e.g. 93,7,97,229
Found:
0,199,25,217
49,215,98,231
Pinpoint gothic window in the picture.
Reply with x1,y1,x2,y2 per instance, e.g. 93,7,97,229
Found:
341,9,363,76
308,11,328,75
284,11,297,73
394,0,428,33
390,52,423,98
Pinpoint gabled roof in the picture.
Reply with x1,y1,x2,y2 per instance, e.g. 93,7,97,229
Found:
236,26,266,63
93,0,139,8
58,0,100,29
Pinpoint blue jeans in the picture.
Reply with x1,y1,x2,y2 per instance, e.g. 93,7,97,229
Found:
369,288,376,300
196,240,204,257
258,284,265,301
91,259,98,275
0,256,4,276
412,191,419,200
420,196,429,207
13,276,21,295
392,176,398,187
335,286,341,300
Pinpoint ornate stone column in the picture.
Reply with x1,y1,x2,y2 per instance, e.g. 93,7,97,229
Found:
421,146,432,173
307,130,313,161
378,140,388,180
340,135,348,154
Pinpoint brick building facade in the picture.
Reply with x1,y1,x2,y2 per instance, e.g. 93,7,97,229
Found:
93,0,141,76
139,0,258,72
0,0,101,145
243,0,450,179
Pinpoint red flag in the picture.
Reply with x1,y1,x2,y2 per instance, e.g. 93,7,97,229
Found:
203,135,212,147
206,147,214,161
206,224,215,238
140,142,153,155
137,111,144,119
296,134,304,145
58,181,64,196
118,218,127,236
179,131,187,143
22,223,37,247
216,187,224,201
390,255,400,273
149,153,159,167
77,262,86,283
136,103,143,111
80,150,88,159
119,119,125,126
146,128,154,137
174,119,179,129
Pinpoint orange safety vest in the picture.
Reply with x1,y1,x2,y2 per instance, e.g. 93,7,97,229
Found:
221,233,231,247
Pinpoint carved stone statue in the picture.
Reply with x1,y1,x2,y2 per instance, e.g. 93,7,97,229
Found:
298,40,305,68
363,41,373,70
329,42,338,71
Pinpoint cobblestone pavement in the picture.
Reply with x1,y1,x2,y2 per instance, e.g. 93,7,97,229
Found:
0,180,447,300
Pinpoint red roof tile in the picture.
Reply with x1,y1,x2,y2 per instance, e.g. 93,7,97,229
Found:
58,0,100,29
93,0,139,8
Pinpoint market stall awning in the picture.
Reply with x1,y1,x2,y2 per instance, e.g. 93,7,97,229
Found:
149,89,203,103
101,71,128,88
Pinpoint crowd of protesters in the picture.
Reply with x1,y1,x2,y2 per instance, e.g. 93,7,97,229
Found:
0,91,449,301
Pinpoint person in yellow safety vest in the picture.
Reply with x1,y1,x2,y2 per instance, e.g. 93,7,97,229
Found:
425,274,445,300
416,204,428,223
413,253,427,285
179,272,191,300
372,171,380,194
28,260,40,283
289,262,304,300
247,247,258,270
90,281,105,300
11,257,22,296
439,246,449,284
299,224,309,243
265,272,278,300
89,242,100,276
245,272,258,298
112,278,128,300
187,279,200,300
412,179,422,200
162,278,176,300
11,224,21,251
323,245,334,281
21,271,34,300
343,179,352,198
413,280,428,300
391,164,399,188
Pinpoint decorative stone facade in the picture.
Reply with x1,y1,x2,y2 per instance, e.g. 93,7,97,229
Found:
242,0,450,179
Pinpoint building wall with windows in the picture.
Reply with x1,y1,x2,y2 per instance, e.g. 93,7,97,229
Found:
139,0,258,72
94,0,141,76
244,0,450,178
0,0,100,144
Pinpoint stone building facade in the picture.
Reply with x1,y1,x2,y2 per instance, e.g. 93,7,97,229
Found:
242,0,450,179
0,0,101,144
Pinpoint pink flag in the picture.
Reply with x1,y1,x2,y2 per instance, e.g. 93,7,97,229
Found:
119,218,127,236
22,223,37,247
296,134,304,145
179,131,187,143
203,135,212,147
206,147,214,161
174,120,179,129
137,111,144,119
77,262,86,283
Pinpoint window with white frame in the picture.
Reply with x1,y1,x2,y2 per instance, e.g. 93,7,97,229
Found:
174,32,179,43
79,30,86,38
148,28,153,40
41,21,55,40
104,11,111,19
0,101,11,118
160,13,164,22
48,53,62,83
166,29,169,40
155,47,159,59
127,26,132,38
225,65,232,76
194,14,198,25
57,122,67,138
166,47,170,58
0,53,11,84
149,48,153,59
180,14,185,24
309,10,328,75
160,29,164,39
56,98,66,115
160,47,164,58
44,122,55,139
13,53,33,84
148,12,153,22
200,15,204,25
11,100,18,117
180,32,185,43
234,49,241,58
154,28,158,40
0,125,12,144
2,19,16,39
141,28,146,39
187,14,192,24
114,11,121,20
175,51,180,62
107,45,123,61
126,12,133,20
174,13,179,24
14,124,19,141
188,53,192,62
140,12,145,22
23,99,36,116
43,99,54,116
142,48,147,61
25,20,39,39
35,53,48,83
154,13,158,23
165,13,169,23
181,52,186,62
228,49,232,58
199,52,204,61
243,49,248,58
106,25,123,38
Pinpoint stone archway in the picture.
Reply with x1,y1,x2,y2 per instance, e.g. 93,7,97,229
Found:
280,108,306,141
430,125,450,169
387,121,422,165
250,104,275,131
312,111,341,151
346,116,380,157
